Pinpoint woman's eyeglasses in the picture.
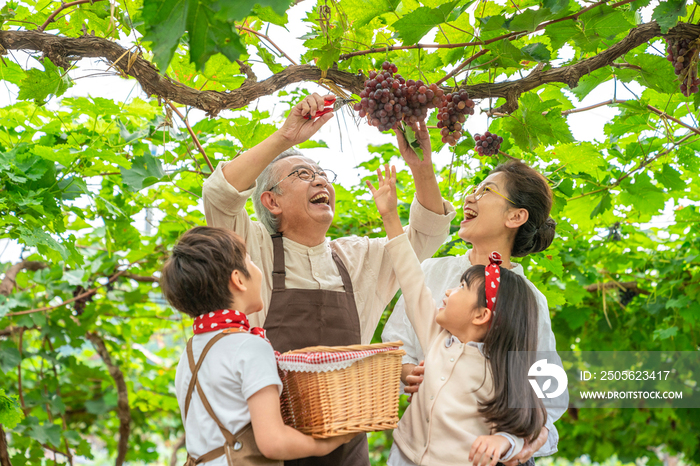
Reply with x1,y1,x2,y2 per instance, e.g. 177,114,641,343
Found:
463,183,516,205
269,167,337,191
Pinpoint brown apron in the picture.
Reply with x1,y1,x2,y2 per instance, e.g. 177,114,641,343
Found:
264,233,370,466
183,331,281,466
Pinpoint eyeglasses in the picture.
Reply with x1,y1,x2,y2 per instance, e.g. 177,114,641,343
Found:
463,182,516,205
269,167,337,191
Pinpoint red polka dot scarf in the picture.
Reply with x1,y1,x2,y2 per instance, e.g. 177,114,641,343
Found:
484,251,502,311
193,309,269,341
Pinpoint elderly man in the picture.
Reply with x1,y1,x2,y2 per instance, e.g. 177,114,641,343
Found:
202,93,455,466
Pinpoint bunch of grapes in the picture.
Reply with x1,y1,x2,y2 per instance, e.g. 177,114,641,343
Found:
403,81,443,124
354,62,443,132
437,90,475,146
666,37,700,96
355,62,405,132
473,132,503,156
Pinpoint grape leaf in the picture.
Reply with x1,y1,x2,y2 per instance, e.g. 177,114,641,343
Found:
543,0,569,15
142,0,188,72
507,8,554,32
17,58,72,104
216,0,293,19
400,125,424,161
652,0,686,33
342,0,402,29
521,43,551,62
187,1,246,70
392,1,461,45
120,152,166,191
0,390,24,430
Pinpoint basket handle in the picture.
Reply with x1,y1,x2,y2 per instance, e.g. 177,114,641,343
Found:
283,340,404,354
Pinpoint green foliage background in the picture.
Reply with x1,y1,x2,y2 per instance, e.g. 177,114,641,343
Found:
0,0,699,464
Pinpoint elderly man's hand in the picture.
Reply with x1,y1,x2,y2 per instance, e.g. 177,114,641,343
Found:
404,361,425,395
277,93,335,146
502,427,548,466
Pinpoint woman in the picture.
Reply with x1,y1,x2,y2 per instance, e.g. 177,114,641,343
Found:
382,159,567,464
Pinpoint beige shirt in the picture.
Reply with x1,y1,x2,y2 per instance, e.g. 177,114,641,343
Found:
202,161,456,344
385,234,524,466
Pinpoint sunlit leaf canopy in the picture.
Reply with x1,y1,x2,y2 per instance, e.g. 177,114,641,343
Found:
0,0,699,464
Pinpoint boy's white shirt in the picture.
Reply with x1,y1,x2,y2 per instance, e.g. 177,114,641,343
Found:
382,249,565,457
175,330,282,465
384,234,523,466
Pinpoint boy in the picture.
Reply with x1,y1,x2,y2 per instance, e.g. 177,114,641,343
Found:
162,226,353,465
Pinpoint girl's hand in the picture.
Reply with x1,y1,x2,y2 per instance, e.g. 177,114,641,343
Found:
395,120,432,168
469,435,511,466
366,164,398,218
277,93,335,145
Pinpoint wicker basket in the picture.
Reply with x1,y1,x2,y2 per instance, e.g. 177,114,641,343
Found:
277,341,405,439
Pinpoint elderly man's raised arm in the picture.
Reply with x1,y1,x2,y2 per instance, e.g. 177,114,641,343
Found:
221,94,334,192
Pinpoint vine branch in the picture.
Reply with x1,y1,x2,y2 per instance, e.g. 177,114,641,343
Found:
0,424,11,466
0,261,48,296
85,333,131,466
38,0,107,32
2,22,699,116
167,102,214,173
5,263,139,317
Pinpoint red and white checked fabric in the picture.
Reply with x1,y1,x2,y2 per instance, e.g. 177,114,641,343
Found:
277,346,400,373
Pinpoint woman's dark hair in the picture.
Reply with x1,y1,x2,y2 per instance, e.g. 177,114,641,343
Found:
461,265,547,442
161,227,250,318
491,160,556,257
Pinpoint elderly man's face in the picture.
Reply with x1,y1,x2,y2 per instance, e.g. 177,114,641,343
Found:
271,156,336,233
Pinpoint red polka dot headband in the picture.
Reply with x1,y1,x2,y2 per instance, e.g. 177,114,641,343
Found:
484,251,502,311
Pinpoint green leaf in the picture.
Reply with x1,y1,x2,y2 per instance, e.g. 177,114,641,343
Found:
216,0,293,19
256,46,285,74
0,390,24,429
17,58,72,104
392,1,461,44
120,152,166,191
652,325,678,340
590,192,612,218
187,1,247,70
342,0,402,28
507,8,553,32
297,139,329,149
400,125,424,161
543,0,569,15
251,4,288,26
619,172,665,217
658,164,685,191
521,43,551,62
552,142,605,174
577,6,633,52
142,0,189,72
652,0,686,33
29,422,63,447
570,68,612,100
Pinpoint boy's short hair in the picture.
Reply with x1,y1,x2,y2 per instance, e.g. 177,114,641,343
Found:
161,226,250,317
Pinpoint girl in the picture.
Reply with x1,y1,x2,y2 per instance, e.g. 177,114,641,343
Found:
382,159,566,463
367,166,546,466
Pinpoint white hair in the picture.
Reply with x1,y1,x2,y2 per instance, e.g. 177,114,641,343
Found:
252,149,307,234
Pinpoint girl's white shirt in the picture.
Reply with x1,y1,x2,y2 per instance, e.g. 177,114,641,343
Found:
175,331,282,466
382,247,566,457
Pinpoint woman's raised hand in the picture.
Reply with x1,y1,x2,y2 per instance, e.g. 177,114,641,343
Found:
366,164,398,218
395,120,432,167
277,93,335,146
